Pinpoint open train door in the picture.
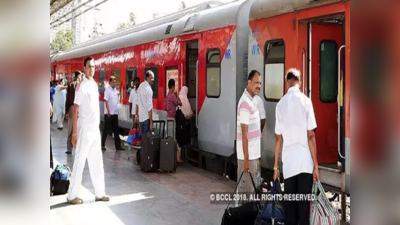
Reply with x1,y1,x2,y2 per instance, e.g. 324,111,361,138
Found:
310,21,344,165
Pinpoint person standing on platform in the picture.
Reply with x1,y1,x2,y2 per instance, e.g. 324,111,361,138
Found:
236,70,262,198
101,76,124,151
135,70,155,134
129,77,140,126
52,79,68,130
65,71,82,155
67,56,109,205
165,79,182,162
273,68,320,225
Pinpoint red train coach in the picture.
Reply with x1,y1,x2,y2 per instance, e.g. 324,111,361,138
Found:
51,0,254,170
248,0,350,197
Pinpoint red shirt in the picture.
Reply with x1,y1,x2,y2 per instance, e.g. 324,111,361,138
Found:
165,90,179,119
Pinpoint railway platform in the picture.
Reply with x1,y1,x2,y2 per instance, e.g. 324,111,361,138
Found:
50,122,236,225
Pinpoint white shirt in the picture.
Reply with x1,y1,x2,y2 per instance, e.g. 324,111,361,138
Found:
74,76,100,126
137,81,153,122
275,85,317,179
236,89,261,160
255,95,266,120
128,88,138,115
104,85,119,115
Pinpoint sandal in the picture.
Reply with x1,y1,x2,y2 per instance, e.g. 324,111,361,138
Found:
67,197,83,205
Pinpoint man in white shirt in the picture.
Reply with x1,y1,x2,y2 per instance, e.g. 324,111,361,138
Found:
255,95,266,132
101,76,124,151
135,70,154,134
129,77,140,126
273,68,320,225
68,56,109,204
236,70,262,197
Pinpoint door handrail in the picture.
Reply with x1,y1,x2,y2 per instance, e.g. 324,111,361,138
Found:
338,45,345,159
196,60,199,128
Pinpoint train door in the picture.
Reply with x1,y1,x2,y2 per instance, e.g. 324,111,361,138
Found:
310,21,344,164
186,41,199,146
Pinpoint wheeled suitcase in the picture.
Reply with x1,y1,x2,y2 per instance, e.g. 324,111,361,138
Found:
140,132,161,172
159,136,177,172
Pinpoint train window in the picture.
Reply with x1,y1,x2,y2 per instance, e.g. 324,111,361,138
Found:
126,68,137,95
165,67,179,96
264,40,285,101
111,69,121,96
206,48,221,98
99,69,106,93
320,41,338,103
145,67,158,99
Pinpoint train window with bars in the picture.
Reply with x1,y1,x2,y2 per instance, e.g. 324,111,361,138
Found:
145,67,159,99
320,41,338,103
206,48,221,98
264,40,285,101
126,67,137,95
99,69,106,93
111,69,121,96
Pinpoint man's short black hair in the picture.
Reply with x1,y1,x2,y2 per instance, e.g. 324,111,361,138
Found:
145,70,154,79
84,56,94,67
133,76,140,82
168,79,175,89
109,76,116,82
286,68,301,81
73,70,81,80
248,70,260,81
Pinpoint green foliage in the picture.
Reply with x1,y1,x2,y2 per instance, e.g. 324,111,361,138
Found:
116,12,136,31
50,30,74,52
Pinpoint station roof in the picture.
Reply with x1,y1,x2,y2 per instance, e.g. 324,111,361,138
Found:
50,0,74,16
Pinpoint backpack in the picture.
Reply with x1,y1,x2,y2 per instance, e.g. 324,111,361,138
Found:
254,180,285,225
51,164,71,196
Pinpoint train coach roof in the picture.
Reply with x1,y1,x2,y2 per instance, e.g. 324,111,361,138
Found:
52,0,245,63
249,0,345,21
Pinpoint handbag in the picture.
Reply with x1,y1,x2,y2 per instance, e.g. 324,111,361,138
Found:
127,123,142,145
310,181,340,225
254,179,285,225
221,171,262,225
51,164,71,195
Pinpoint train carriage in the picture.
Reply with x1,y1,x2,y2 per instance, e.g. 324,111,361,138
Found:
50,0,254,166
51,0,351,206
248,0,350,196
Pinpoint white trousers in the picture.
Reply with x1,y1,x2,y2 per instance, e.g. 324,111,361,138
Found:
57,114,65,128
67,123,106,200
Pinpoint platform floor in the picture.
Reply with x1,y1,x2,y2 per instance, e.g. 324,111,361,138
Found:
50,122,236,225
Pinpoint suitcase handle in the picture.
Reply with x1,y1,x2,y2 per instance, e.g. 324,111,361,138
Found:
225,171,257,210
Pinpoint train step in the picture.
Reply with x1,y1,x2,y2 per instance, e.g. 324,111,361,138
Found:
319,163,343,192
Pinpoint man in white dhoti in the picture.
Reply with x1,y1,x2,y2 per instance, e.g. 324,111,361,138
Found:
52,80,67,130
67,56,109,204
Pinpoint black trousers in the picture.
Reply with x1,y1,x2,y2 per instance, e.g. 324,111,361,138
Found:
284,173,313,225
101,115,121,148
50,135,54,169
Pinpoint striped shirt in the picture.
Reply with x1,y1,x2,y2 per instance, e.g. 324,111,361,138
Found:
236,89,261,160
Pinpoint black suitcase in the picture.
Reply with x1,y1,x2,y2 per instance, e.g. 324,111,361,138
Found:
140,132,161,172
159,137,177,172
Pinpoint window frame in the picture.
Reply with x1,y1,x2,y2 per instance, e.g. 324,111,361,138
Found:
144,66,159,99
263,39,286,102
206,48,221,98
111,69,121,90
319,40,338,103
126,67,137,95
165,66,179,97
98,68,107,94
